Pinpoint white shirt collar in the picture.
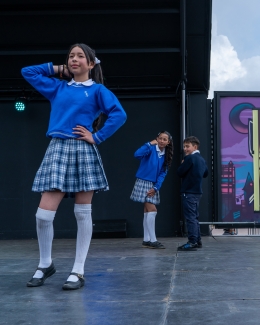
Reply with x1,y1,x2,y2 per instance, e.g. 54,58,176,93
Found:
67,78,94,86
156,144,165,157
192,150,200,154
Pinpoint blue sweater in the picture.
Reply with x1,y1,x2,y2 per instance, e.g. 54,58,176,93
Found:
177,153,208,194
21,63,127,144
134,143,167,191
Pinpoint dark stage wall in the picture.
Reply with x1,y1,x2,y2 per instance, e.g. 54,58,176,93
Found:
0,97,186,239
0,94,212,239
187,93,212,230
0,0,212,239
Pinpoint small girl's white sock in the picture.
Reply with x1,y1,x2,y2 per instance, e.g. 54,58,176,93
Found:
33,208,55,279
143,212,150,241
67,204,92,282
146,211,157,243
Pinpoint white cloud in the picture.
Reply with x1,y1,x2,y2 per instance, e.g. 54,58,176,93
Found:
209,15,260,98
229,56,260,89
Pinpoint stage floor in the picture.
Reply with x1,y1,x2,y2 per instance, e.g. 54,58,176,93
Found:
1,236,260,325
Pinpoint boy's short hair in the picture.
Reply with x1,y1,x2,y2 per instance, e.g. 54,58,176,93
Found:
183,136,200,147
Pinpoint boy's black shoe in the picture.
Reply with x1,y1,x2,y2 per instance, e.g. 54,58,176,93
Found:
149,241,165,249
197,240,202,248
178,242,198,251
142,241,151,248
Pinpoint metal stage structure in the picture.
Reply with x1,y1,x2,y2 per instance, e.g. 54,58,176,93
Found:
0,0,212,239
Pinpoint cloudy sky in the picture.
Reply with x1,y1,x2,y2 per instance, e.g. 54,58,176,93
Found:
209,0,260,98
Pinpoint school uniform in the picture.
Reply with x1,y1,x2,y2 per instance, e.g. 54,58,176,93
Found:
130,142,168,205
177,150,208,244
21,63,127,195
22,61,127,289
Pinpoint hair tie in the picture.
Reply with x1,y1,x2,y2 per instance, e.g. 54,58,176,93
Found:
95,57,101,64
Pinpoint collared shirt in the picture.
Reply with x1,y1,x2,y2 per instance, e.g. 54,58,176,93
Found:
156,144,165,158
21,63,127,144
67,78,94,86
192,150,200,155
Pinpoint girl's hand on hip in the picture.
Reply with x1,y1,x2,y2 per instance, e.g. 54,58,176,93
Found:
73,125,96,144
147,188,156,197
150,139,158,145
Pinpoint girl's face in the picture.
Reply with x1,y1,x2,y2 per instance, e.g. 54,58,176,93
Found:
157,133,170,150
68,46,94,80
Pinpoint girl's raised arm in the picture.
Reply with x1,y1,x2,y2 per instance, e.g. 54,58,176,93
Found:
21,63,60,100
134,142,152,159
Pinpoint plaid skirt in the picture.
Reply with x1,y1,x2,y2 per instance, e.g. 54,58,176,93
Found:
32,138,109,194
130,178,160,205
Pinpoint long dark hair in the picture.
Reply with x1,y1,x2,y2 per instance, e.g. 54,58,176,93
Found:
66,43,103,132
157,131,174,171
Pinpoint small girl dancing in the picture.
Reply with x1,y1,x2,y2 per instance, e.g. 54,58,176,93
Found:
21,43,126,290
130,131,173,249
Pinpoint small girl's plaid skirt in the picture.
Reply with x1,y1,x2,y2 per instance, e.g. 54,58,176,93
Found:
130,178,160,205
32,138,109,194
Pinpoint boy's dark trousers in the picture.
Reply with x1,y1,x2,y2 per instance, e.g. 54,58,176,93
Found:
181,193,202,244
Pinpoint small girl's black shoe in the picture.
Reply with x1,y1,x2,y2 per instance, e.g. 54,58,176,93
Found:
149,241,165,249
142,241,151,247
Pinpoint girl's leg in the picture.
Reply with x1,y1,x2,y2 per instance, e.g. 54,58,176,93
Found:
33,191,65,279
65,191,94,285
39,191,66,211
144,202,157,243
143,204,150,242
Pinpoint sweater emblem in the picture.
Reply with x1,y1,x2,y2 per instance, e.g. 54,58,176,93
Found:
84,91,89,97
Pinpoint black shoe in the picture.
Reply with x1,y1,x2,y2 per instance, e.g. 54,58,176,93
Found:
149,241,165,249
62,272,85,290
27,262,56,287
197,240,202,248
178,242,198,251
142,241,151,248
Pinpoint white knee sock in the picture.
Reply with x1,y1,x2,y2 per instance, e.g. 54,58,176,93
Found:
33,207,55,278
67,204,92,282
143,212,150,241
147,211,157,243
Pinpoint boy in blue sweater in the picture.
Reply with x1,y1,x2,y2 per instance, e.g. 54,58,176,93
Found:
177,136,208,251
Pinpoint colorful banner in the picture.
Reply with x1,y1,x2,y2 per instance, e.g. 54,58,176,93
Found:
219,96,260,221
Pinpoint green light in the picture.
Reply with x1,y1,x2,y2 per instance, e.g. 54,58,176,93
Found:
15,97,27,111
15,101,26,111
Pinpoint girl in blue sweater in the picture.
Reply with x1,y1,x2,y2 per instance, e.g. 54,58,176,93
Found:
21,43,127,290
130,131,173,249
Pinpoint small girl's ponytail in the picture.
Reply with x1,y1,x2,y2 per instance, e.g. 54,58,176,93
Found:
157,131,174,171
